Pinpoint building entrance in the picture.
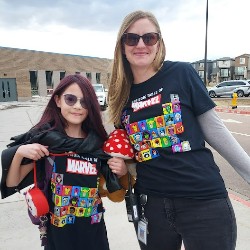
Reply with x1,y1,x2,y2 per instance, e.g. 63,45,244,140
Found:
0,78,17,102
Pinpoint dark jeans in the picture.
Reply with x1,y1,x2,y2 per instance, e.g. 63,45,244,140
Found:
134,195,237,250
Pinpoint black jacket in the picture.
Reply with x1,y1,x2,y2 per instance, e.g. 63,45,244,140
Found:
1,124,121,198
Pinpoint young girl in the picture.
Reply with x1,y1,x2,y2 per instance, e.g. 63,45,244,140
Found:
1,74,127,250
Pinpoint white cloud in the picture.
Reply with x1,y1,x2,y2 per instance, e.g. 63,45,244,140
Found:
0,25,117,59
0,0,249,62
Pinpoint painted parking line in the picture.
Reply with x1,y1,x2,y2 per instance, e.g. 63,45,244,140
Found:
230,131,250,137
222,119,242,123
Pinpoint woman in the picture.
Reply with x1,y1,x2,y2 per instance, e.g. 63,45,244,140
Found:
108,10,250,250
1,74,127,249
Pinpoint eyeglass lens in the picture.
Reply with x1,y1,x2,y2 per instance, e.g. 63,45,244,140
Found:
122,33,160,46
63,94,87,109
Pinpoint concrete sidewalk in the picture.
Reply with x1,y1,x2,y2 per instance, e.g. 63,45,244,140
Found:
0,194,139,250
0,191,250,250
0,99,250,249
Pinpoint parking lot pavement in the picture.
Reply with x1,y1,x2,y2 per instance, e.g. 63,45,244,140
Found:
0,195,140,250
1,192,250,250
0,100,250,249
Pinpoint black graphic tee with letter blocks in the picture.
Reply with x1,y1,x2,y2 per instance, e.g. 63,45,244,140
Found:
121,61,227,199
46,153,109,249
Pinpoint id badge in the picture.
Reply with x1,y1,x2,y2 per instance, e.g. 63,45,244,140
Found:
137,219,148,245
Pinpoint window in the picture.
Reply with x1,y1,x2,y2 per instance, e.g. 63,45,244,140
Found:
239,58,245,64
60,71,66,80
198,71,204,78
220,69,229,77
96,73,101,83
231,81,246,86
230,81,246,86
46,71,53,88
235,66,245,75
199,63,204,67
86,72,91,81
217,82,229,87
29,71,38,95
93,84,104,92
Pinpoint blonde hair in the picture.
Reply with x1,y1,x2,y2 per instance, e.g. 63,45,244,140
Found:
108,10,166,127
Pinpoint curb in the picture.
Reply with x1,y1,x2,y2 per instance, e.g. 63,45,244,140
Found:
215,107,250,115
228,192,250,208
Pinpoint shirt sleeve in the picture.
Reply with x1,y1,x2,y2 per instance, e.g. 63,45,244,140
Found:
185,63,216,116
197,108,250,184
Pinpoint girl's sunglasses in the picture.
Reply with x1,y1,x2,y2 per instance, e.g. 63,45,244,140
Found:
122,32,160,46
63,94,87,109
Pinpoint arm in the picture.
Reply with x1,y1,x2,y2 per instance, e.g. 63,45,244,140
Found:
6,143,49,187
197,108,250,184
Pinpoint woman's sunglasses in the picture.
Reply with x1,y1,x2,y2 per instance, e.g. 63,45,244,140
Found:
63,94,87,109
122,32,160,46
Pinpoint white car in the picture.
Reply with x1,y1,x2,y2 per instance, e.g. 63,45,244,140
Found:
233,83,250,97
208,80,250,98
93,84,107,109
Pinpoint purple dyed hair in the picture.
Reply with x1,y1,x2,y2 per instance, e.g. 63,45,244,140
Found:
34,74,107,141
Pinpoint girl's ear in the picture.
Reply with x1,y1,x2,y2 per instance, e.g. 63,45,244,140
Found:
54,95,61,108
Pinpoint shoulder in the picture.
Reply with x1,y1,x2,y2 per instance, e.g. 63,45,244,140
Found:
161,61,194,74
163,60,191,68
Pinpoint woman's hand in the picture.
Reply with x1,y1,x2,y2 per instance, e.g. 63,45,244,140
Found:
107,157,128,177
16,143,49,161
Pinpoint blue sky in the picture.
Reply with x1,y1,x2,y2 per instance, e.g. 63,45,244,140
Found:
0,0,249,62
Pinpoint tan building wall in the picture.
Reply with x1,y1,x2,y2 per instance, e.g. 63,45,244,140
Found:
234,54,250,79
0,47,112,101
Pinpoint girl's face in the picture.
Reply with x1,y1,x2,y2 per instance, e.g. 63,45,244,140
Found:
55,83,88,129
124,18,159,71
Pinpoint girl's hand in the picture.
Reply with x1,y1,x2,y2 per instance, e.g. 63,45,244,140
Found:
16,143,49,161
107,157,128,177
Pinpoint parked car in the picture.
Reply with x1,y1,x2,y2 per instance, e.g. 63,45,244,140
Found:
233,81,250,97
208,80,250,98
93,83,107,110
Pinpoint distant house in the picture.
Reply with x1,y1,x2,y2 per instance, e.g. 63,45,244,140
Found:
209,57,235,83
234,54,250,80
191,59,213,84
192,54,250,84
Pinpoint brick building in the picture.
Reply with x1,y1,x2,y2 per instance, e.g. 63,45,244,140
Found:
0,46,112,102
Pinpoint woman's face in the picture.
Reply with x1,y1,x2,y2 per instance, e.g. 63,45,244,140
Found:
55,83,88,129
123,18,159,71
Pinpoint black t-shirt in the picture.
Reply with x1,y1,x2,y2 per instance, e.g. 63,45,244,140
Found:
122,61,227,199
46,153,109,250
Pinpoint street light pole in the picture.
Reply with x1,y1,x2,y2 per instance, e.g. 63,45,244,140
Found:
204,0,208,86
